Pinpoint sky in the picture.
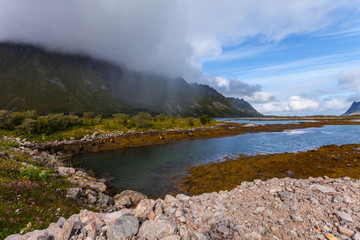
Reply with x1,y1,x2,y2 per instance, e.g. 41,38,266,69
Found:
1,0,360,116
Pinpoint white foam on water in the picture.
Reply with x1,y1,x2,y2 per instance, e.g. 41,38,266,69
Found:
283,129,308,135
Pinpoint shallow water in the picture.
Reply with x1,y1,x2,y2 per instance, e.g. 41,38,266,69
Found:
70,125,360,196
215,118,314,125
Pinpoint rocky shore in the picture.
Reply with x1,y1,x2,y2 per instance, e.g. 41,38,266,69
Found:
6,176,360,240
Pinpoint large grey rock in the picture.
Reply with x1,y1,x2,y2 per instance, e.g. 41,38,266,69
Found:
138,219,178,240
114,190,147,206
133,199,156,218
103,208,134,226
106,215,139,240
66,187,82,200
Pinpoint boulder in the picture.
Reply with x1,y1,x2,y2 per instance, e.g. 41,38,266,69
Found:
138,219,178,240
114,195,131,208
106,215,139,240
114,190,147,206
102,208,134,226
133,199,156,219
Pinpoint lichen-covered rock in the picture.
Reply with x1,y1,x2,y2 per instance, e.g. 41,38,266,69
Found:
106,215,139,240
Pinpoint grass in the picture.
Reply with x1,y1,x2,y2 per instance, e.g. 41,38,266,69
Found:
0,141,82,239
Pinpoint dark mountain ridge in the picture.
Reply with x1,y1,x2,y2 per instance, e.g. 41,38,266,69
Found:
0,42,262,117
342,102,360,116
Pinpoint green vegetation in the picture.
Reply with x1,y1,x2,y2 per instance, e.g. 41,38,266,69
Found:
0,110,216,142
0,141,81,238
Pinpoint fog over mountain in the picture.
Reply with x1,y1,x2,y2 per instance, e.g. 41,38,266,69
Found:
1,0,360,115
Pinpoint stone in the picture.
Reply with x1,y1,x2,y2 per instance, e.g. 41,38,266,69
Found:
102,208,134,226
66,188,82,200
56,219,75,240
337,211,353,223
114,190,147,206
338,226,354,238
161,235,182,240
269,186,282,193
57,167,75,176
310,184,336,194
352,233,360,240
254,207,266,215
138,219,178,240
79,209,104,229
46,223,62,236
56,217,67,228
154,200,164,216
251,232,262,240
106,215,139,240
97,193,114,207
290,214,303,222
191,231,208,240
67,177,107,193
164,195,177,203
87,193,97,204
148,210,156,220
4,234,21,240
114,195,131,208
133,199,156,219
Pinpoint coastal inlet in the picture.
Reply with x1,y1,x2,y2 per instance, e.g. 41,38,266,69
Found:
69,124,360,197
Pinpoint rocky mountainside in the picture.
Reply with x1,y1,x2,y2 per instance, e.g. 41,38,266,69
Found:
342,102,360,116
0,42,262,117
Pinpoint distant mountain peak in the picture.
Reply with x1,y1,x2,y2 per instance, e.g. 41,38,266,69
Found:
342,102,360,116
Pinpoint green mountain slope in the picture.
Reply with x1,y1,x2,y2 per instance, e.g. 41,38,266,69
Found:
0,42,262,117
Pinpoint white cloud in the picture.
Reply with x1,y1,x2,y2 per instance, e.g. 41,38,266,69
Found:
288,96,319,111
245,92,276,104
0,0,359,80
338,68,360,96
256,95,350,115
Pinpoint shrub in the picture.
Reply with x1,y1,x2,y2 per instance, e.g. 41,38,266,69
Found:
187,118,194,127
200,114,212,125
132,112,152,128
83,112,95,119
20,166,52,182
113,114,130,126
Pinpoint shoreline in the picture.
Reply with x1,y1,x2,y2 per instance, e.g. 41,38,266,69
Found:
7,176,360,240
6,118,360,160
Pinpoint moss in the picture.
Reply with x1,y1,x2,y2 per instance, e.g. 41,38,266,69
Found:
179,144,360,195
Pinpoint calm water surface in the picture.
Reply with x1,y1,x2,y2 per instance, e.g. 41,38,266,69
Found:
70,125,360,196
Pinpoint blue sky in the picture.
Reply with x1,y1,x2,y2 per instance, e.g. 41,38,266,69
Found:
201,18,360,115
1,0,360,116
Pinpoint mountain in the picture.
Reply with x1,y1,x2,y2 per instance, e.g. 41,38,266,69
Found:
0,42,262,117
342,102,360,116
